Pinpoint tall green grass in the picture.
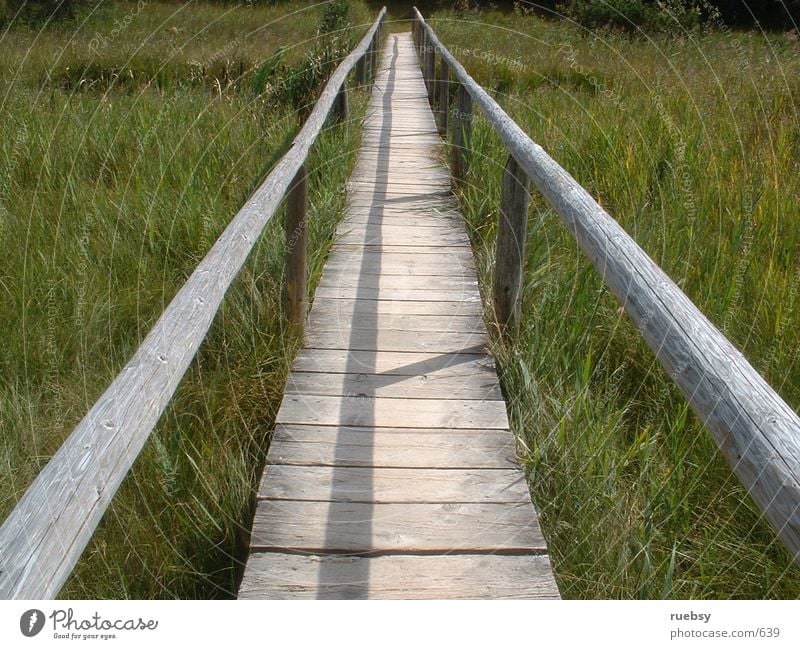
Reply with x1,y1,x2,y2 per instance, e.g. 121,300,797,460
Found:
0,0,372,598
431,9,800,598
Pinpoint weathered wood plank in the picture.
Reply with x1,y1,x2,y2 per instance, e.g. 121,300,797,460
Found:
317,273,476,291
329,245,472,258
238,553,560,599
291,349,495,376
0,8,389,600
313,286,480,304
308,298,483,316
326,248,472,260
301,328,487,353
307,312,484,333
275,395,509,429
258,466,530,503
284,370,501,399
320,260,475,277
268,424,515,467
250,501,545,552
334,232,470,247
340,216,462,225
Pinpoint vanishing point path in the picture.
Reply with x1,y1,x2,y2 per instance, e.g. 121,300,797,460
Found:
238,32,560,599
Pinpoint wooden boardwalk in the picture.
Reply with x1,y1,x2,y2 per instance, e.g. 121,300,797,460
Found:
238,32,559,599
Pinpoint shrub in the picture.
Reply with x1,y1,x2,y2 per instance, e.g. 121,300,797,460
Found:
559,0,718,33
1,0,94,27
319,0,350,35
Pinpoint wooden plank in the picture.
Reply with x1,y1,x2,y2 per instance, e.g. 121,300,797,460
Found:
416,8,800,561
268,424,515,467
291,349,495,376
275,395,509,429
334,232,470,247
342,214,461,223
321,257,474,276
0,8,390,601
301,328,486,353
329,245,472,257
308,298,483,316
238,553,560,599
346,196,454,208
346,188,452,199
313,286,481,304
317,273,477,291
284,370,502,399
326,248,472,261
321,257,475,274
249,501,545,552
258,466,530,503
307,311,485,333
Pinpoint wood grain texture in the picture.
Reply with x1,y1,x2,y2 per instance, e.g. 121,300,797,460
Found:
291,349,496,376
0,8,388,600
238,553,560,599
307,312,485,333
258,466,531,503
415,8,800,561
249,501,546,552
268,425,515,467
283,371,503,399
317,273,476,291
308,297,483,316
313,285,480,304
275,395,509,429
301,327,487,353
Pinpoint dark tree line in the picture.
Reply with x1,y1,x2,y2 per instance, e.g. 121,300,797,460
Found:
3,1,798,30
467,0,800,29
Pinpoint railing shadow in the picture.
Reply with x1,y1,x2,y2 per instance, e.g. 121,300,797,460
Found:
316,34,399,599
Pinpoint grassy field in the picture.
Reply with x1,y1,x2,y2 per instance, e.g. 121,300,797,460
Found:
0,0,372,598
3,0,798,601
429,7,800,598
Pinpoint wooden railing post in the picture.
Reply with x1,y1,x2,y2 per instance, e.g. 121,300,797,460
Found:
437,59,449,136
493,155,531,334
332,82,349,122
286,164,308,328
370,28,379,80
451,84,472,184
356,54,366,86
424,41,435,106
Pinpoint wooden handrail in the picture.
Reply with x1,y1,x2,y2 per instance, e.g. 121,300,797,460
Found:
0,7,386,600
413,7,800,563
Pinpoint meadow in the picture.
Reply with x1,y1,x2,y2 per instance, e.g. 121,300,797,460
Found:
2,0,799,600
0,0,371,597
430,6,800,597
